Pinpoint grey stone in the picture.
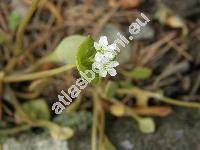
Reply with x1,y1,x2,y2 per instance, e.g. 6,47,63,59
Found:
107,108,200,150
3,134,69,150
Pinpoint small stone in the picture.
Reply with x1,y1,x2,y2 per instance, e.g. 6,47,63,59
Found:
3,134,69,150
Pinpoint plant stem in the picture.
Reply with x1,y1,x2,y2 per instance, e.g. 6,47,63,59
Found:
4,64,75,83
15,0,41,56
95,91,105,150
0,125,31,136
118,88,200,108
91,93,98,150
0,29,14,51
0,72,4,120
99,89,141,121
15,91,39,99
156,95,200,108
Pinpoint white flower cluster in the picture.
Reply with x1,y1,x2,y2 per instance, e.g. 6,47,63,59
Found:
92,36,119,77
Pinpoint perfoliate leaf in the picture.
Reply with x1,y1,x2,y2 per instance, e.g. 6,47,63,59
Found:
124,67,152,80
138,118,155,133
76,36,100,84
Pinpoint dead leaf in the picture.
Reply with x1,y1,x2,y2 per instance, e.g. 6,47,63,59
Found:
108,0,141,9
134,107,173,117
120,0,141,9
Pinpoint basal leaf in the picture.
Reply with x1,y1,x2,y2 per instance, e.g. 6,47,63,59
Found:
15,99,50,121
52,35,87,64
38,35,87,65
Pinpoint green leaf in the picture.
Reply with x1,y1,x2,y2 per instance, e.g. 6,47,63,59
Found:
15,99,50,121
54,111,92,131
138,118,155,133
50,35,87,64
8,11,21,30
24,35,87,72
76,36,100,84
123,67,152,80
48,123,74,140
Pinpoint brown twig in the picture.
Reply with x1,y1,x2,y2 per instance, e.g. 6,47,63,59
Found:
23,0,64,24
4,64,75,83
15,0,41,56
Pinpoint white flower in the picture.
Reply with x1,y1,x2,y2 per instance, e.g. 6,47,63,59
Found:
94,36,117,62
92,59,119,77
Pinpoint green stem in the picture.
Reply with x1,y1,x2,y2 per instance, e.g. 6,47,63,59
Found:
15,0,41,56
4,64,75,83
155,95,200,108
91,93,98,150
0,125,31,136
118,88,200,108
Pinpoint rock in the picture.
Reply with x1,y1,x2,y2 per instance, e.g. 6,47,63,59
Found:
3,108,199,150
3,134,69,150
107,108,200,150
67,108,200,150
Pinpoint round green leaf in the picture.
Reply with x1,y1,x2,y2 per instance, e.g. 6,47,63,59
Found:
51,35,87,64
138,118,155,133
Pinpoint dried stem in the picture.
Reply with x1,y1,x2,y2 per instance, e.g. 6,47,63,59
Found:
0,125,31,136
4,64,75,83
15,0,41,56
118,87,200,108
